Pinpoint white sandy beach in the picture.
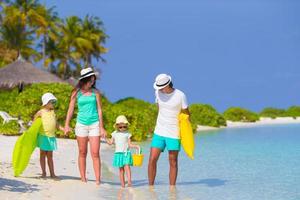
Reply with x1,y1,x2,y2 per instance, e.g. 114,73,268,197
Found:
0,136,142,200
197,117,300,131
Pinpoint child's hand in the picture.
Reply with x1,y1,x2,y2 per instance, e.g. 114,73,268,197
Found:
100,127,107,139
64,126,72,136
106,138,113,145
58,125,65,132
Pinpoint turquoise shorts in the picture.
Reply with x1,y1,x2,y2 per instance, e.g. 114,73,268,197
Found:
151,134,181,152
37,134,57,151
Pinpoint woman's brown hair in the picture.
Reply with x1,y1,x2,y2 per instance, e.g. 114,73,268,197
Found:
71,75,97,94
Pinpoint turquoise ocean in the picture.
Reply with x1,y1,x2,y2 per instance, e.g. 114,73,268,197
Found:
100,124,300,200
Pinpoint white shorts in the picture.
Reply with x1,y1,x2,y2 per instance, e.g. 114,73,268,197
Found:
75,121,100,137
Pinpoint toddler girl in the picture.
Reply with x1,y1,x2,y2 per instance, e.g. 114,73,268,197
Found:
34,93,63,178
106,115,140,187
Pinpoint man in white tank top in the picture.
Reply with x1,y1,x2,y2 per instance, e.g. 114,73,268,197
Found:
148,73,190,186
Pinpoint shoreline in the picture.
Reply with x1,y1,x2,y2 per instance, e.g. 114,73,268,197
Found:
197,117,300,132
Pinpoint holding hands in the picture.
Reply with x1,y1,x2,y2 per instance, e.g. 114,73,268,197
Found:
63,125,72,136
100,126,107,139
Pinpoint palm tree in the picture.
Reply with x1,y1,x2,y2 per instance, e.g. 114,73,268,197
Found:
44,37,63,72
0,1,108,79
0,0,47,60
80,15,108,67
53,16,99,78
0,42,18,67
56,16,82,78
34,5,61,70
0,4,33,59
55,15,108,78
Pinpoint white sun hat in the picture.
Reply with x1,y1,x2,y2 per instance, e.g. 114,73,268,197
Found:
114,115,130,128
78,67,96,80
42,92,57,106
153,73,172,90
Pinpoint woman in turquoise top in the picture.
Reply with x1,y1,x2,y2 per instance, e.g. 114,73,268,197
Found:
64,67,107,185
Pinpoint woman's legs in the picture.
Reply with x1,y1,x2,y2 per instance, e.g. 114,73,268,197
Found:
119,167,125,187
89,136,101,184
124,165,132,186
46,151,56,178
40,150,47,177
168,150,179,185
148,148,162,185
77,136,88,182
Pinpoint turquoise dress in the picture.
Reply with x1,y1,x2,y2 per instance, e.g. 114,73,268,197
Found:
112,131,133,167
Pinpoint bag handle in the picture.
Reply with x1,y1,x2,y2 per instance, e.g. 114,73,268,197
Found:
135,147,142,155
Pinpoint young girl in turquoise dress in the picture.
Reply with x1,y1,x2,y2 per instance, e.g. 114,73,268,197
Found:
34,93,64,178
106,115,140,187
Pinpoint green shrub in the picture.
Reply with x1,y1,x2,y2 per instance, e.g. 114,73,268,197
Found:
0,83,79,137
260,107,287,119
0,86,157,141
104,97,158,141
223,107,259,122
0,118,19,135
286,106,300,118
189,104,226,128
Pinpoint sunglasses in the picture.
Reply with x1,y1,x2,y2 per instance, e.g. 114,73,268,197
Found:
118,126,128,129
49,100,57,105
89,77,96,83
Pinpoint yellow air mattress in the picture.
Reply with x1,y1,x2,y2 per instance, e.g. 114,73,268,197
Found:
179,113,195,159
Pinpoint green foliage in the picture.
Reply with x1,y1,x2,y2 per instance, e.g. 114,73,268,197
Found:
0,118,19,135
260,107,287,119
103,97,158,141
189,104,226,128
0,43,18,68
223,107,259,122
286,106,300,118
10,84,300,141
259,106,300,119
0,84,157,141
0,83,77,137
0,1,108,78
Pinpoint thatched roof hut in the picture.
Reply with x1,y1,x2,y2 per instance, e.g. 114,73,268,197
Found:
0,59,65,89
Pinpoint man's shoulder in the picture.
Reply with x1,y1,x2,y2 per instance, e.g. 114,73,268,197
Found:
174,89,186,97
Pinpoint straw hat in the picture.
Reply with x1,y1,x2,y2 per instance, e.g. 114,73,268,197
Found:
42,92,57,106
114,115,130,128
78,67,96,80
153,73,172,90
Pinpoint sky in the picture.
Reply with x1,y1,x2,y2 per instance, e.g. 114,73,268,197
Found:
44,0,300,112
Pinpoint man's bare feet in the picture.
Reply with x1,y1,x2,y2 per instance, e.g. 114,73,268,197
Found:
81,178,87,183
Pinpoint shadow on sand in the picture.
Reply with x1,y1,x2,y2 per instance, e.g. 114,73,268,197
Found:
0,177,40,193
19,174,80,181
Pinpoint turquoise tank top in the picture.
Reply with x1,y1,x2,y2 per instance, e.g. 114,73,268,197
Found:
77,89,99,125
